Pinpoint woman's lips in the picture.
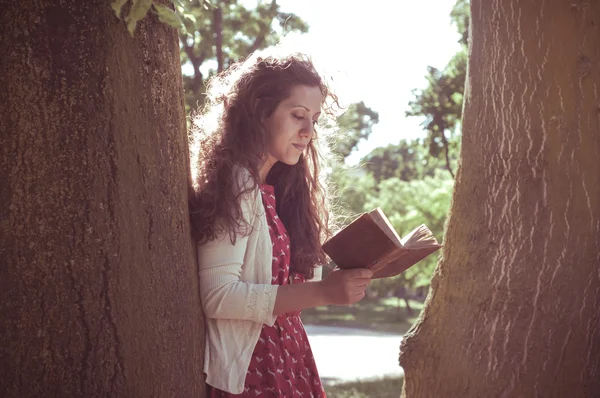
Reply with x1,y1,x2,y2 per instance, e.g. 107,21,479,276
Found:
293,144,306,151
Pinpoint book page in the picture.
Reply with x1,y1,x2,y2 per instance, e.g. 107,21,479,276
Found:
368,208,403,248
400,224,442,249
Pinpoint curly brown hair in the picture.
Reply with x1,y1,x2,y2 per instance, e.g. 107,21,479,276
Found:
188,49,340,279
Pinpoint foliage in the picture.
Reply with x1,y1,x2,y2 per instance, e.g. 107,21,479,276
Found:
328,163,376,223
329,161,454,292
406,51,465,178
364,169,453,291
405,0,469,178
360,138,458,183
450,0,470,46
179,0,309,113
333,102,380,159
111,0,205,36
111,1,379,150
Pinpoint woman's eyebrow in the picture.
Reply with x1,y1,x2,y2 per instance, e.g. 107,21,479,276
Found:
291,105,310,111
291,105,321,115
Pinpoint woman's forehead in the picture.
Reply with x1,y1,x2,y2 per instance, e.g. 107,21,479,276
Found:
283,85,323,112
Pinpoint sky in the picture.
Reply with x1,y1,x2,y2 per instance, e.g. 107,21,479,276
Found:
271,0,463,165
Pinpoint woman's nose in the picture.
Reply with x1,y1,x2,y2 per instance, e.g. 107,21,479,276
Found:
300,121,314,139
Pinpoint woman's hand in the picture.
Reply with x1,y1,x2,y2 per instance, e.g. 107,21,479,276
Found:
273,267,373,316
318,268,373,306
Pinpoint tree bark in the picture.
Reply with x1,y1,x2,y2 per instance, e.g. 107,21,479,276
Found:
0,1,205,397
440,131,455,179
400,2,600,398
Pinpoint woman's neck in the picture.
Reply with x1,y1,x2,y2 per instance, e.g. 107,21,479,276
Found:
258,156,276,184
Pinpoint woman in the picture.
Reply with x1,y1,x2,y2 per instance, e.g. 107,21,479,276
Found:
189,48,372,397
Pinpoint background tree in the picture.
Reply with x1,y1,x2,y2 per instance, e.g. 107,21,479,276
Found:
333,101,380,159
179,0,308,112
0,1,205,396
399,1,600,397
360,139,454,183
405,0,468,178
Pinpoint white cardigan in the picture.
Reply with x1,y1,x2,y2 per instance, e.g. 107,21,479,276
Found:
196,168,321,394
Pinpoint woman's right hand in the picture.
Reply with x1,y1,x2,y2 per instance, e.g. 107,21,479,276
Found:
318,267,373,306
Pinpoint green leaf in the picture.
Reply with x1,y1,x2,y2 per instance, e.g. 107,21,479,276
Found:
168,0,191,13
126,0,153,36
153,2,184,29
111,0,129,18
182,12,196,23
181,13,197,34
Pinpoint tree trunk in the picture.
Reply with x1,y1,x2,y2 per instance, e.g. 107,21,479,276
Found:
440,131,455,179
400,2,600,398
0,1,205,397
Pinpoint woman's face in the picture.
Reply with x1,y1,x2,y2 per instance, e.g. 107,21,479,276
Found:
262,84,322,167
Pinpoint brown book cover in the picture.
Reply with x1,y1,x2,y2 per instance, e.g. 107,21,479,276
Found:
322,208,442,279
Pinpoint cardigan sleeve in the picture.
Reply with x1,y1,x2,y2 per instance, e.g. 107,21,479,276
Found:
309,265,323,282
197,187,278,326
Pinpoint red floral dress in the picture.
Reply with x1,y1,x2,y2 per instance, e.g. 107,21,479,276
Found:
208,184,325,397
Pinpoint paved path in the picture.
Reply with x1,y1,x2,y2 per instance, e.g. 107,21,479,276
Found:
304,325,404,385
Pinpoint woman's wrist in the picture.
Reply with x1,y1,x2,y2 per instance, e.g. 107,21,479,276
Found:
273,279,330,316
310,280,330,307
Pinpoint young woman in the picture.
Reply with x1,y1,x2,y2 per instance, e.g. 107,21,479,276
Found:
189,49,373,397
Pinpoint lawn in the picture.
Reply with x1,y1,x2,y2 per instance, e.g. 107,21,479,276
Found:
301,297,423,335
324,376,404,398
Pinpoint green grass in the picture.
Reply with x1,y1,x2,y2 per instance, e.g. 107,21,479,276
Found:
301,297,423,335
324,376,404,398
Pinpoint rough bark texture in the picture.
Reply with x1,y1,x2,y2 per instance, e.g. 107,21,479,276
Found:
400,1,600,397
0,1,205,397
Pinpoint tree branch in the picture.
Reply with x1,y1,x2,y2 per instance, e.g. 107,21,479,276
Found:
213,1,223,73
182,42,205,94
248,0,277,54
248,36,265,55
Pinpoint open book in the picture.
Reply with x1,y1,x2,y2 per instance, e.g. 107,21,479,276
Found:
322,208,442,279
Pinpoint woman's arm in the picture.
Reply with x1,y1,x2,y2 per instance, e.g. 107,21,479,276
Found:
198,185,282,325
200,245,372,323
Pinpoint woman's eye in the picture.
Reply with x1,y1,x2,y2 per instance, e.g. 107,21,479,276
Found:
294,115,304,120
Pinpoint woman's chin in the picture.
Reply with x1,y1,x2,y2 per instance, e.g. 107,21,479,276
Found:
281,156,301,166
